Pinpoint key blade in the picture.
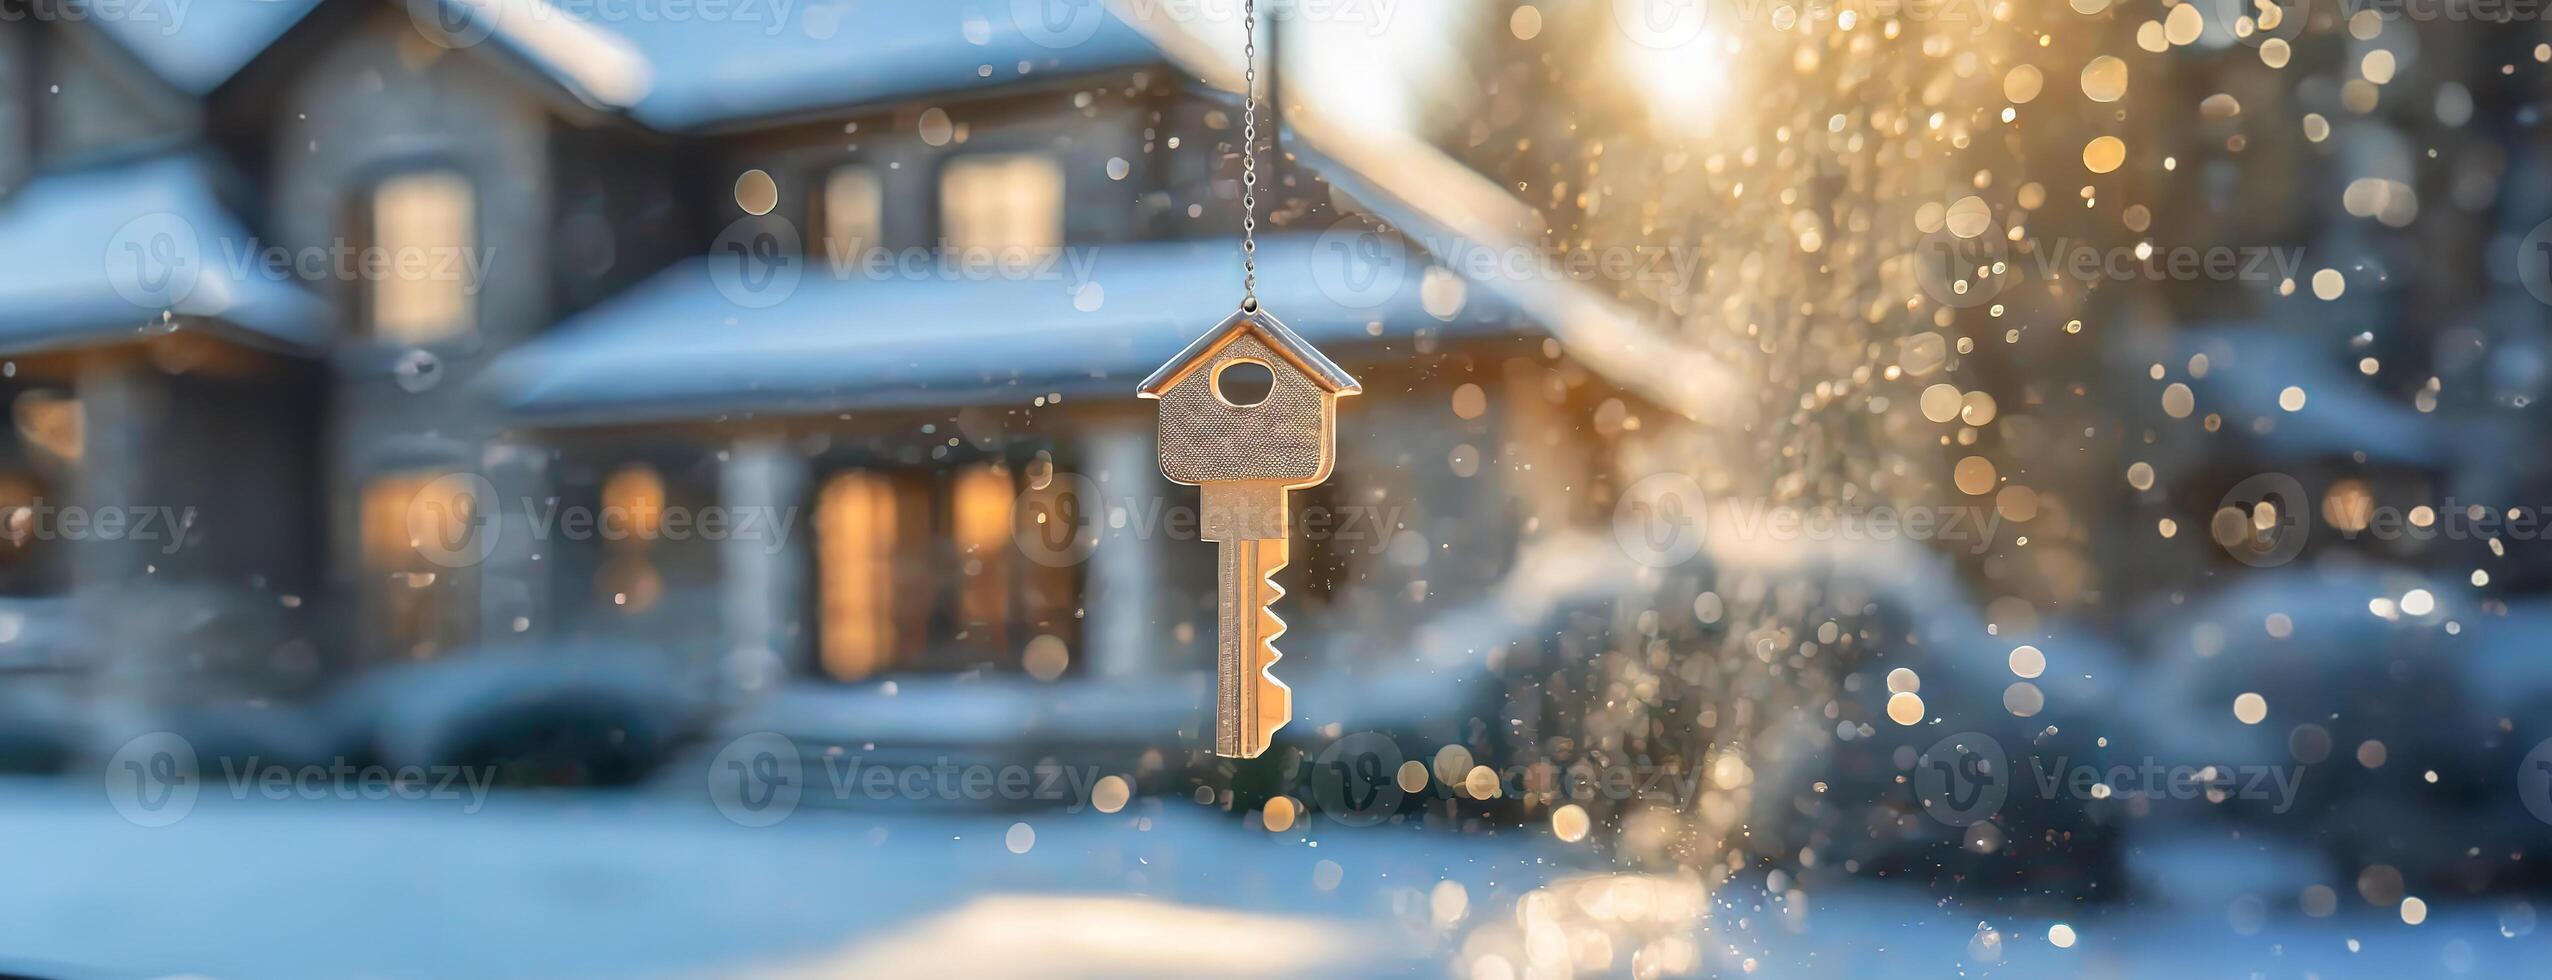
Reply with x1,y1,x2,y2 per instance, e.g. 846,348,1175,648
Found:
1215,536,1292,758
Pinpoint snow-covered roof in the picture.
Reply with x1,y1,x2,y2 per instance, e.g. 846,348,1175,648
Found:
426,0,1171,131
73,0,326,95
484,234,1528,424
0,153,325,354
74,0,1732,421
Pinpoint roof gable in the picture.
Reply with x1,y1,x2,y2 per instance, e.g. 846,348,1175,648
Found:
1136,306,1360,398
73,0,326,95
0,151,324,353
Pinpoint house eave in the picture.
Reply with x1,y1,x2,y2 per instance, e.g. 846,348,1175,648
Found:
1134,306,1363,398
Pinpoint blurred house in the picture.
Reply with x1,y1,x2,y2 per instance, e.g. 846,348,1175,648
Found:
0,0,1683,772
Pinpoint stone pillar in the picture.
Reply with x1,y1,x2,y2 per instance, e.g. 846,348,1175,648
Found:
718,436,810,697
71,359,169,704
1086,425,1167,678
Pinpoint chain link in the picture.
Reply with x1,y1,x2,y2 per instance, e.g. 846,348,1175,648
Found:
1240,0,1258,313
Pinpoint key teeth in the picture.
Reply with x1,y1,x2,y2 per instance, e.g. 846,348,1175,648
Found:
1256,666,1291,751
1255,546,1289,750
1256,644,1290,751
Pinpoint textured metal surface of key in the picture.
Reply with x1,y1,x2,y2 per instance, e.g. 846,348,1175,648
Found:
1139,308,1360,758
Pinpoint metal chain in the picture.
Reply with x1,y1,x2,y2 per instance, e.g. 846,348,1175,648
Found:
1240,0,1258,313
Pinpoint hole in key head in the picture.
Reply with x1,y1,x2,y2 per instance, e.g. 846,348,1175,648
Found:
1212,359,1275,408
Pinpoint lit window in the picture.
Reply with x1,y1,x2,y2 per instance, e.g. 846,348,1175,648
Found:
369,171,474,344
360,471,477,659
596,464,666,613
11,390,79,462
939,154,1061,265
363,471,474,570
815,461,1081,681
824,165,883,265
818,471,902,682
601,464,667,544
951,464,1014,654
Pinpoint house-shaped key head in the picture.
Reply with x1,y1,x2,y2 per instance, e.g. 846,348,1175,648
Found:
1137,307,1362,536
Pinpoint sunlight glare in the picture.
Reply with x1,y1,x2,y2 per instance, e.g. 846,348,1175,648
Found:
1616,30,1734,134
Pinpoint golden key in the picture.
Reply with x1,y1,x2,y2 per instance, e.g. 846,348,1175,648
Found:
1139,306,1361,758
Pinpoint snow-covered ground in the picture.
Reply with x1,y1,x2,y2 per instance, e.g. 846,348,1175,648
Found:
0,776,2534,978
0,777,1562,978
